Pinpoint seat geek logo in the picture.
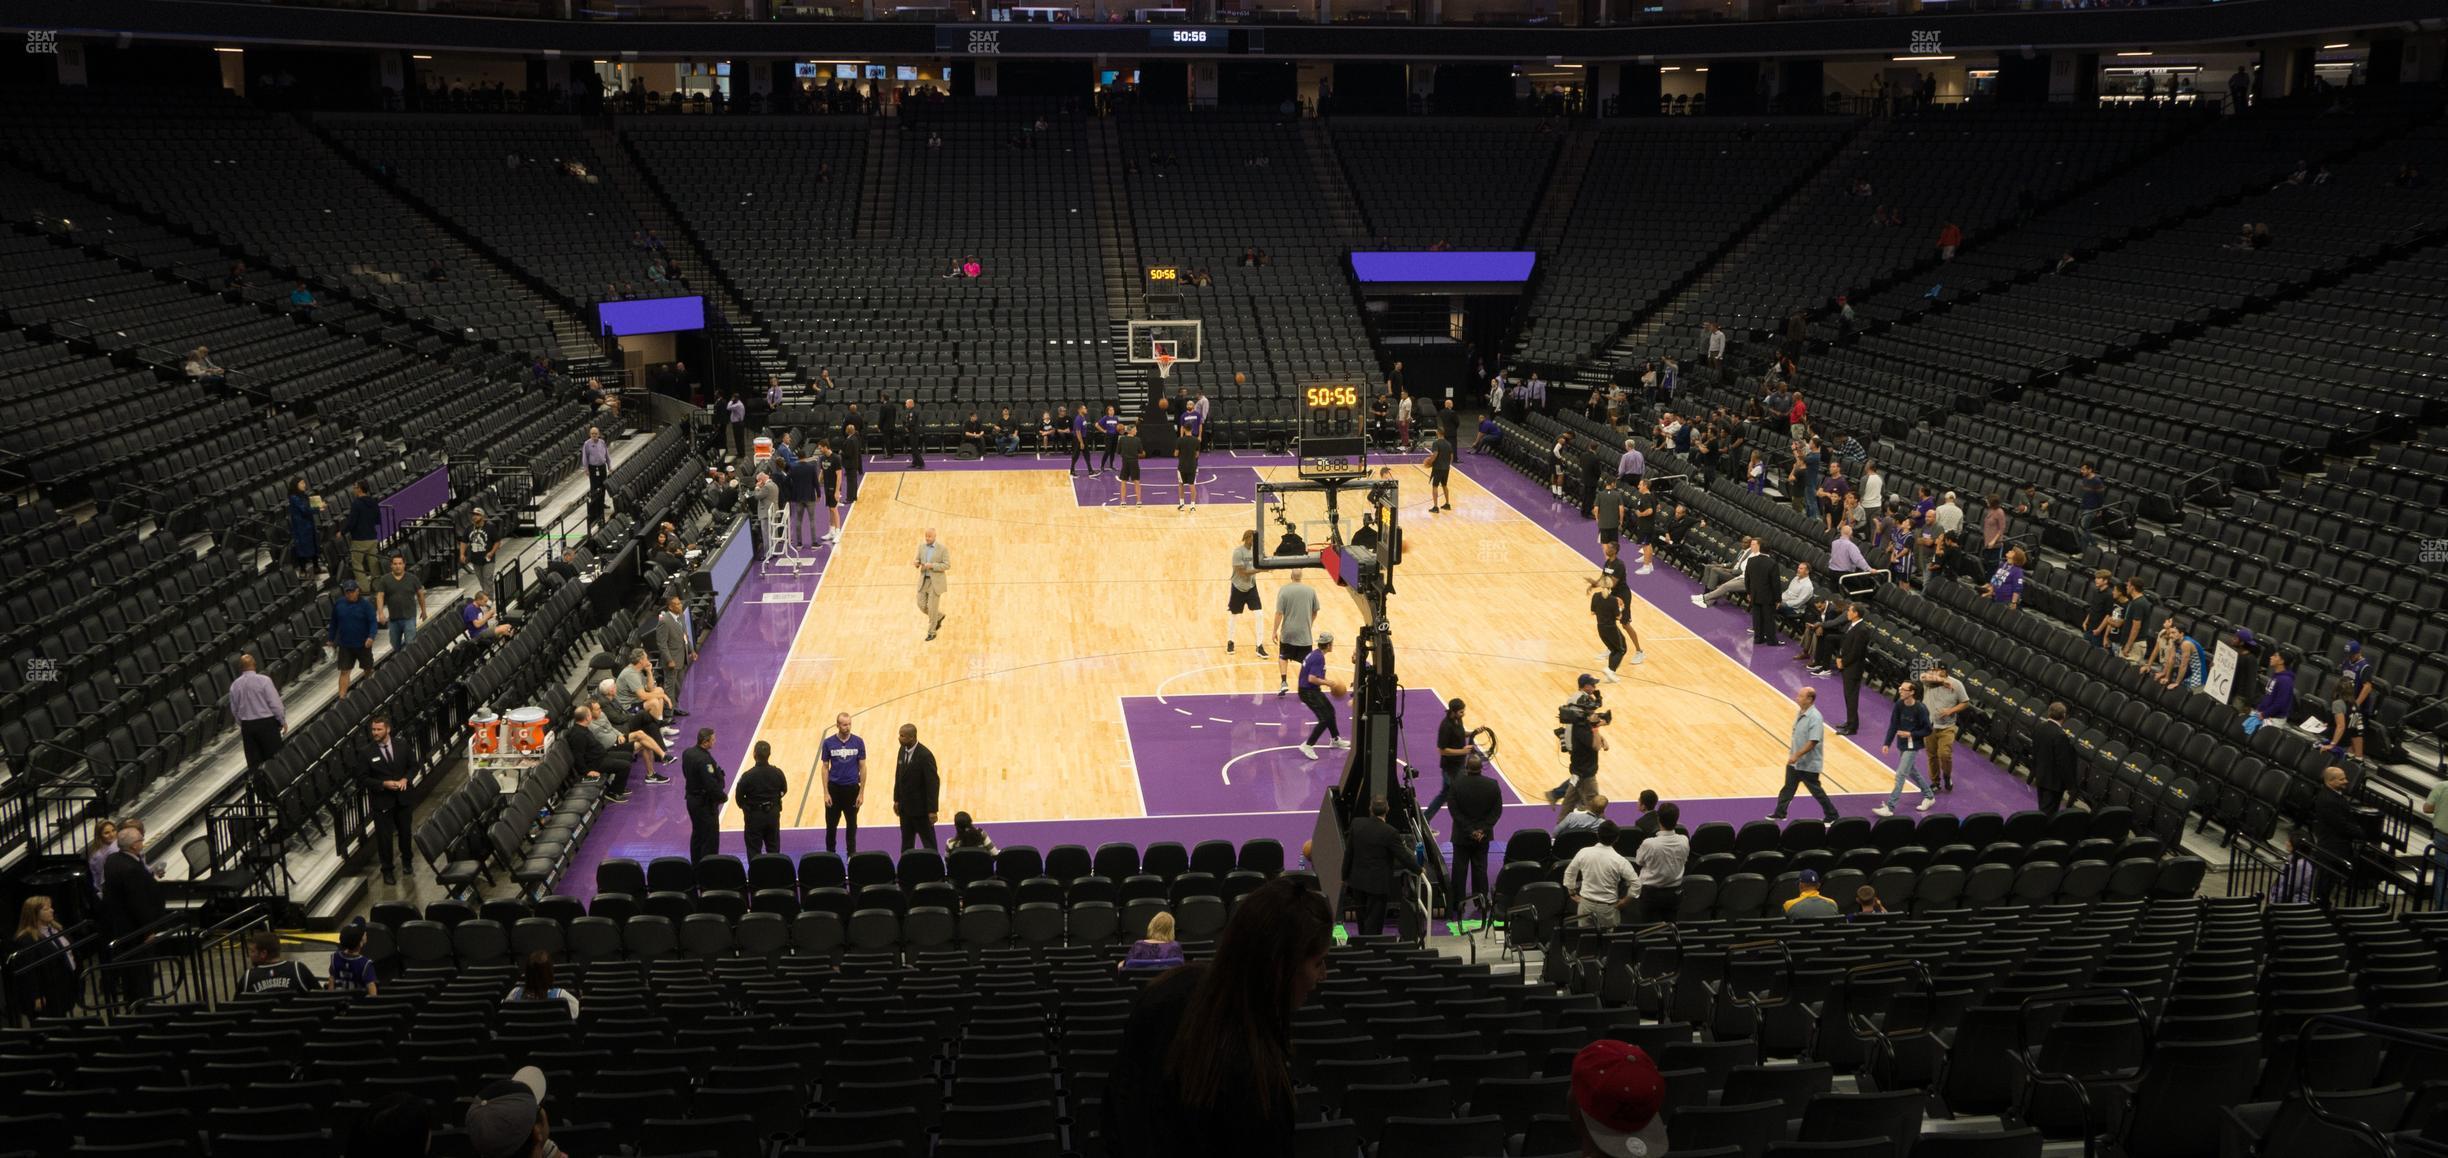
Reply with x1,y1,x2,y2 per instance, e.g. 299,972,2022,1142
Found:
966,30,1001,55
27,30,59,54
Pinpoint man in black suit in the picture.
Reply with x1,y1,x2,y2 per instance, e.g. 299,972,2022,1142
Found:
877,393,902,458
1835,603,1873,734
681,727,727,865
1445,753,1504,921
1743,548,1783,645
361,715,414,886
1344,796,1417,938
900,399,926,470
101,827,166,1004
893,723,941,853
735,740,788,858
2029,701,2079,813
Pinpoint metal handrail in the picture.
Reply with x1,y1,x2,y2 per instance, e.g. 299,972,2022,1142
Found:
2008,986,2153,1158
2293,1014,2443,1158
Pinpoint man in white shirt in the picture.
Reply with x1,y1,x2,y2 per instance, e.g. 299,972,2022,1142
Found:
1934,492,1965,537
1693,536,1763,608
1780,562,1817,615
1859,462,1886,511
1557,794,1608,836
1617,439,1645,488
1634,802,1689,924
1564,821,1638,929
1704,321,1727,366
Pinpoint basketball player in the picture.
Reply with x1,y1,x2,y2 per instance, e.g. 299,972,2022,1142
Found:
1630,478,1659,575
1096,404,1121,471
1427,425,1454,512
1175,425,1201,510
1228,529,1267,656
1273,568,1320,696
1588,541,1646,671
1296,633,1346,760
1115,422,1144,504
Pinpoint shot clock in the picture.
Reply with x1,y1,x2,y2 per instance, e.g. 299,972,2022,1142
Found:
1297,382,1368,480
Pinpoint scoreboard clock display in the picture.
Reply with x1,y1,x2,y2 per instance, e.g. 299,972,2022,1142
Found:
1297,383,1367,480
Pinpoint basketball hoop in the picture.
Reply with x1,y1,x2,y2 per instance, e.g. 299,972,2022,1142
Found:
1152,338,1178,381
1154,352,1177,380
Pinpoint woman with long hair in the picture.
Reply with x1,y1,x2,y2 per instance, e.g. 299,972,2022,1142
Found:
286,477,322,581
84,819,119,897
504,950,579,1017
946,811,996,856
9,896,77,1020
1119,910,1187,975
1104,876,1333,1156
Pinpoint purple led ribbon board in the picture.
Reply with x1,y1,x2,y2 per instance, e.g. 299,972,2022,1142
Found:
597,295,706,336
1349,251,1536,284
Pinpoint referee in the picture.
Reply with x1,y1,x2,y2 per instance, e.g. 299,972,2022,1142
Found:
1227,529,1265,655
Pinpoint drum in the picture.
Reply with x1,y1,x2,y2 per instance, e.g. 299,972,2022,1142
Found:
468,709,502,756
506,706,551,754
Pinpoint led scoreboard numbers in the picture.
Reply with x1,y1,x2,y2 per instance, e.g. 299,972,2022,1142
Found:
1156,27,1212,45
1297,383,1368,480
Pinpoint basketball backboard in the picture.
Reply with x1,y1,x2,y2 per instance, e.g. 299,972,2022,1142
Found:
1126,318,1203,368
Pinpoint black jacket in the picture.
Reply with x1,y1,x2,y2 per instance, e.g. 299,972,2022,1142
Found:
1743,551,1781,601
1344,815,1417,896
361,737,412,806
2029,723,2079,793
1447,775,1505,848
682,746,728,809
2313,787,2366,850
1838,618,1872,669
735,761,788,820
894,743,940,818
101,849,164,938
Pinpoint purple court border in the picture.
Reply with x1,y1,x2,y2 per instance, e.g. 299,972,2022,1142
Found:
558,447,2037,900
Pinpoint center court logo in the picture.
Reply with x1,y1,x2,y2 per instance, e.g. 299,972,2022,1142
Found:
27,30,59,54
966,30,1001,55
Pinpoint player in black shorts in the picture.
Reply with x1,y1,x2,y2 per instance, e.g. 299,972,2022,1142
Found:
1428,429,1455,512
815,437,841,544
1631,478,1659,575
1115,423,1143,504
1175,426,1200,511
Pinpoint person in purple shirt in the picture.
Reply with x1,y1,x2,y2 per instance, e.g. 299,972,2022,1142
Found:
1982,547,2028,607
2250,652,2297,725
1068,404,1095,477
1096,405,1121,472
817,713,869,855
464,591,515,642
1827,523,1873,576
1118,910,1187,974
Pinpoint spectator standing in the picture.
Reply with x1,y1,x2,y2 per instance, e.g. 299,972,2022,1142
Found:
735,740,788,857
818,713,868,855
725,393,748,459
2325,675,2366,759
83,819,119,899
1982,547,2028,608
1835,602,1872,734
681,728,726,864
373,554,426,650
460,508,502,598
1981,494,2008,569
1422,698,1470,822
1770,688,1839,823
1873,680,1935,816
361,715,414,885
101,827,165,1002
1343,796,1415,936
2250,653,2297,728
2029,701,2079,813
1923,664,1970,794
1634,803,1689,924
1103,877,1333,1158
893,723,941,853
287,477,322,582
655,595,695,695
2117,579,2153,660
327,580,378,700
1743,545,1783,645
1446,751,1502,919
345,481,382,582
583,426,610,498
228,652,287,787
10,896,77,1018
2079,569,2116,645
1563,820,1637,929
2076,463,2108,549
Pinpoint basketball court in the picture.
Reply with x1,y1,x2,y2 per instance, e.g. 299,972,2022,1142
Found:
560,438,2038,891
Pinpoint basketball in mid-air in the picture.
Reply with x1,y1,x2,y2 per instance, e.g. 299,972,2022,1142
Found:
1234,371,1246,385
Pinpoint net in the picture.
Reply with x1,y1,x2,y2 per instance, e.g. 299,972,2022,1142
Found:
1153,340,1177,380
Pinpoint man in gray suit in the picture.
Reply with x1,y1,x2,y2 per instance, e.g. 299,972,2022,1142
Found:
915,528,950,641
655,595,695,694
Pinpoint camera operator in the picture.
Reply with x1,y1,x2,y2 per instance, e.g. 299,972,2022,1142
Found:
1543,675,1611,818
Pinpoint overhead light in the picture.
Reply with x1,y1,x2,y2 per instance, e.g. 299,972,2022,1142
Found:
1660,66,1681,72
2116,51,2152,58
1695,67,1708,72
411,53,433,60
2324,42,2351,49
214,46,244,54
1969,70,1998,78
1893,55,1954,62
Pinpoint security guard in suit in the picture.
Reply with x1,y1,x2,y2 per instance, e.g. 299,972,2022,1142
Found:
1344,797,1417,938
360,714,414,886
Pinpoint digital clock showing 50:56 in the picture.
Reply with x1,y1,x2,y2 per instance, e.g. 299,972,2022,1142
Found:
1303,385,1358,409
1170,28,1210,42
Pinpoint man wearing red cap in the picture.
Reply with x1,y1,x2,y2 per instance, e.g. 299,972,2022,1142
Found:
1571,1040,1672,1157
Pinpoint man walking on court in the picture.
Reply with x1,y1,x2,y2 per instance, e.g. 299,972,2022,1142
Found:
1273,568,1321,696
1770,687,1839,823
1068,404,1095,477
1227,530,1267,655
818,713,867,855
1427,426,1454,512
1297,633,1346,760
915,528,950,641
681,727,726,864
786,449,820,549
893,724,940,853
1115,422,1144,504
735,740,787,857
901,398,926,469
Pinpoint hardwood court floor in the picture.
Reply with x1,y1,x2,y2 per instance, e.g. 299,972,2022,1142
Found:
728,461,1892,831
